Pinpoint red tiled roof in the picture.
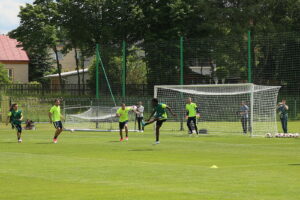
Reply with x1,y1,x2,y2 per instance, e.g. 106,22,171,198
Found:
0,35,29,62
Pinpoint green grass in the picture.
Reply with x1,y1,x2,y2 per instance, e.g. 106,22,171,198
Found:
1,122,300,200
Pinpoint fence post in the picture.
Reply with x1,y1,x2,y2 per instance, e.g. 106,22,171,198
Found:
248,30,252,83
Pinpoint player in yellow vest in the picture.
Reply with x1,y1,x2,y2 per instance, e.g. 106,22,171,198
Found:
116,103,138,142
185,97,200,135
48,99,64,144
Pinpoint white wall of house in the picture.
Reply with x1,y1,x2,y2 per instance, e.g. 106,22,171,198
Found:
2,63,29,83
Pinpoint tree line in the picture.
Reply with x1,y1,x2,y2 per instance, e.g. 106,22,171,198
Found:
9,0,300,91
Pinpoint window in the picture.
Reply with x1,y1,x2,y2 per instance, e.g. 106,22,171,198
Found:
7,69,13,81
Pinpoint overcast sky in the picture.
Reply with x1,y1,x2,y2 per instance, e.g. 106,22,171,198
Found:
0,0,34,34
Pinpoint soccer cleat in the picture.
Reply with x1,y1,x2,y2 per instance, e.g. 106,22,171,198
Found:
155,141,160,144
18,139,22,143
140,130,144,133
120,138,124,142
53,138,58,144
141,120,146,127
125,136,129,141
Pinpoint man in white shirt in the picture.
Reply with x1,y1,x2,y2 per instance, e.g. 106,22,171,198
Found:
136,101,144,132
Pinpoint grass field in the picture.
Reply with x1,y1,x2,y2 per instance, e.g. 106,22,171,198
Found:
1,122,300,200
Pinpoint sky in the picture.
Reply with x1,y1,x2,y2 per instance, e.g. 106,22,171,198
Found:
0,0,34,34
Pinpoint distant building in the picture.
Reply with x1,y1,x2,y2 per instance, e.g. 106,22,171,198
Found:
44,68,90,85
51,46,93,72
0,35,29,83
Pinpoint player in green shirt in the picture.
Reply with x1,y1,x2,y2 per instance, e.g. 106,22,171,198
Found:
185,97,200,135
142,98,176,144
116,103,138,142
6,104,23,143
48,99,64,144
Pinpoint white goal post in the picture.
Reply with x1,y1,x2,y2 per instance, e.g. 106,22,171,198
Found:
154,84,281,136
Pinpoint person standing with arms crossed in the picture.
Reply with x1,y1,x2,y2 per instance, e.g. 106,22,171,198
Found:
185,97,200,135
240,101,249,134
6,104,23,143
136,101,144,132
277,99,289,133
49,99,64,144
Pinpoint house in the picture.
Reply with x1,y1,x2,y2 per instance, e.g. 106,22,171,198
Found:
44,68,90,85
51,47,93,72
0,35,29,83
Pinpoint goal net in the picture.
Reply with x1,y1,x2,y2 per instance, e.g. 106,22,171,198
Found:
154,84,281,136
63,101,138,132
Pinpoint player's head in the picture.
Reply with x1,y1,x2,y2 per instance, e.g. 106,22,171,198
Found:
151,98,158,107
282,99,286,104
12,103,18,110
138,101,142,106
121,103,126,109
187,97,192,103
54,99,60,106
241,101,246,105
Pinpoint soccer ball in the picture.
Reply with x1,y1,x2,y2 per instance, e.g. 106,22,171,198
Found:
265,133,272,138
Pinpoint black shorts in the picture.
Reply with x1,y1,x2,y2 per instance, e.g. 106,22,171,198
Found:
53,121,63,129
156,119,167,127
119,121,128,129
13,124,22,133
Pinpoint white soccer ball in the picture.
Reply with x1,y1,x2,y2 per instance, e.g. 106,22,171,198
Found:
265,133,272,138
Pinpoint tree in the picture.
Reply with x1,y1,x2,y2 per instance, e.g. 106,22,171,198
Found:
0,64,11,84
9,0,65,88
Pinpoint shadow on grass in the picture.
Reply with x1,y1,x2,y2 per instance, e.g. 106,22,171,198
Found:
288,164,300,166
35,142,52,144
0,141,17,144
129,149,154,152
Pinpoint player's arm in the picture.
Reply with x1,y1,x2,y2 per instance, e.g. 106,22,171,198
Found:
195,104,200,117
6,112,11,126
116,110,121,117
284,104,289,110
19,113,23,121
166,106,177,117
48,112,53,123
185,110,189,119
132,106,139,115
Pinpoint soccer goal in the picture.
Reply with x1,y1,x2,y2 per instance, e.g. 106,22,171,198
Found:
154,84,281,136
63,102,138,132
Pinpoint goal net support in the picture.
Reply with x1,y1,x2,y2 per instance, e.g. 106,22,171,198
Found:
154,84,281,136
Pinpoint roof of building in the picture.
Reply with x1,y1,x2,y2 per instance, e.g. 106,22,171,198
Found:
44,68,89,78
0,35,29,62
